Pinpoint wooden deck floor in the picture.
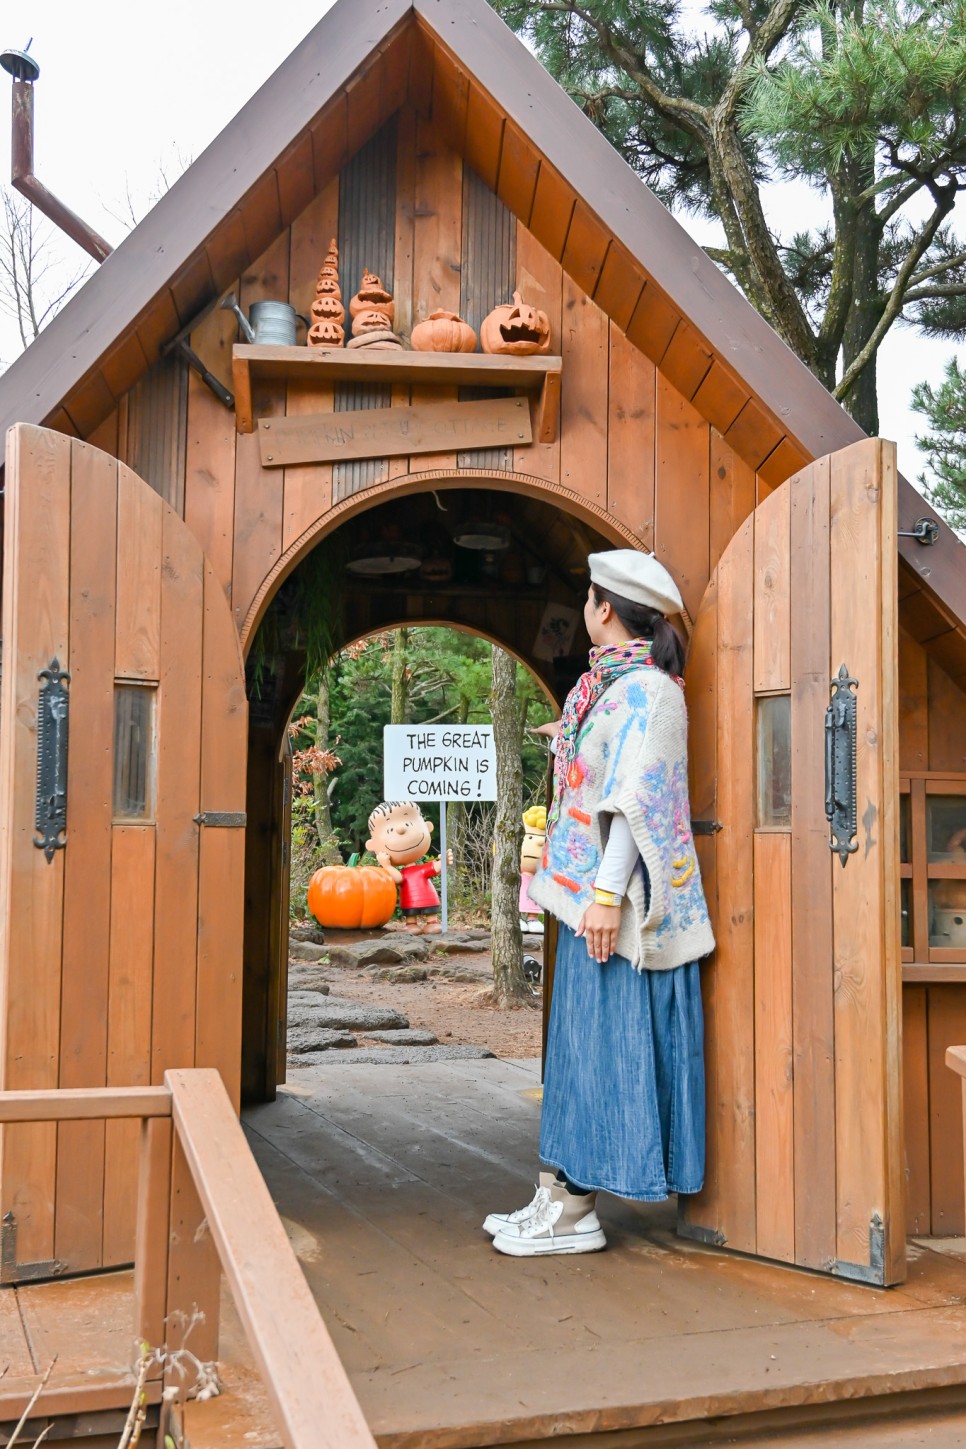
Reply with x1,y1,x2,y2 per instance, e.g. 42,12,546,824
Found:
0,1269,159,1428
2,1057,965,1447
238,1056,966,1448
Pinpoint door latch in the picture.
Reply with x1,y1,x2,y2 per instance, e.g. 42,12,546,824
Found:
825,664,858,866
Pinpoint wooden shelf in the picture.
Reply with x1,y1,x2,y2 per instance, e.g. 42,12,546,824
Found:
232,344,562,437
903,963,966,983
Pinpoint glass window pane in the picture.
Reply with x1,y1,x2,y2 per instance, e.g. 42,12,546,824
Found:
926,795,966,863
899,793,911,865
113,685,155,821
929,879,966,948
757,695,791,828
901,877,911,949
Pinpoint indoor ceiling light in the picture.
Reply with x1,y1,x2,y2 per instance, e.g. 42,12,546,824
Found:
345,540,424,575
452,520,511,551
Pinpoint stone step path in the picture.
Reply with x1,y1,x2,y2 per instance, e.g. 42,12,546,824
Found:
285,927,514,1066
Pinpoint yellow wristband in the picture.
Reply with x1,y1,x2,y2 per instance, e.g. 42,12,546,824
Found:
593,888,623,908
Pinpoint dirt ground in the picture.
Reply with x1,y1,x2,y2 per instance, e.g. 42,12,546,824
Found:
300,929,545,1059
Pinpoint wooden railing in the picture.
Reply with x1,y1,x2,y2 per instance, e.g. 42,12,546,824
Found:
0,1070,376,1449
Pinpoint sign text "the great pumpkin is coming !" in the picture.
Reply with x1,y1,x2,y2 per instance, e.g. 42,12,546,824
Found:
383,725,497,801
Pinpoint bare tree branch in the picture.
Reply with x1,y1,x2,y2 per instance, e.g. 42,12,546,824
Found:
0,187,90,360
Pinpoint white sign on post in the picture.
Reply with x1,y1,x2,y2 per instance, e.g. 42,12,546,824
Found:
383,725,497,802
383,725,497,934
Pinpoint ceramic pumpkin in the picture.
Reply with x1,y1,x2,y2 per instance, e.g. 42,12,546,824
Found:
411,310,477,354
307,318,345,348
349,270,395,323
480,290,551,356
307,864,397,929
310,293,345,324
351,307,395,338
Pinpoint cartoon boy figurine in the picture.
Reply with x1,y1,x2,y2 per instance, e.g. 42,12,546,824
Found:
366,800,451,934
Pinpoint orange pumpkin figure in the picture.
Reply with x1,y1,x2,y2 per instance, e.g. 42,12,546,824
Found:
480,290,552,356
307,864,397,929
411,309,477,353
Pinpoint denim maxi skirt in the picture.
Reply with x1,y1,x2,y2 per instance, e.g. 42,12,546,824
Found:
539,922,705,1200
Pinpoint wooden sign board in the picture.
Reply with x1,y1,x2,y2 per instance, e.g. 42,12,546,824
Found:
258,396,532,467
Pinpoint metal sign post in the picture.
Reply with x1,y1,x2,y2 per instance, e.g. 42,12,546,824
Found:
383,724,497,934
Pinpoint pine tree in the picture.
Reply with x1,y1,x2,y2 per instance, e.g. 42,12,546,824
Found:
491,0,966,434
911,357,966,534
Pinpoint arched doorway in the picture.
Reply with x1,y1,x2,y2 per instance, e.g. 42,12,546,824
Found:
239,475,639,1101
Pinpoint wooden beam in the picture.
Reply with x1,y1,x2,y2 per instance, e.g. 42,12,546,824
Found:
0,1087,172,1122
259,395,531,466
166,1068,376,1449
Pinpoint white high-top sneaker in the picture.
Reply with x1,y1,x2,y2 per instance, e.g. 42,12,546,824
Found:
492,1182,607,1256
482,1172,556,1235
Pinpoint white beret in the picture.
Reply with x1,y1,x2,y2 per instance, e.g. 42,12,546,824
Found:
588,549,683,617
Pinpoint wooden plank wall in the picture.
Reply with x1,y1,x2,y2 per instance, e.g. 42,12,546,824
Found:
80,104,771,641
899,624,966,1236
0,428,245,1276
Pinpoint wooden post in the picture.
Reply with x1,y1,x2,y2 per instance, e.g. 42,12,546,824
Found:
166,1068,376,1448
134,1115,173,1362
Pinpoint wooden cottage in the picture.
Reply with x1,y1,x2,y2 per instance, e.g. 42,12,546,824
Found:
0,0,965,1402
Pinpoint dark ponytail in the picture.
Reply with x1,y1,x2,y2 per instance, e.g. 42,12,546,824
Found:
591,584,686,678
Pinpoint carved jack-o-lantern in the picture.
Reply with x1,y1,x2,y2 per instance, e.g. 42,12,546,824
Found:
349,269,395,324
352,307,396,338
411,309,477,354
310,293,346,325
307,318,345,348
480,290,552,356
315,275,342,301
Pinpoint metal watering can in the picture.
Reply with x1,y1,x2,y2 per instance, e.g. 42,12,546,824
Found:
221,293,308,346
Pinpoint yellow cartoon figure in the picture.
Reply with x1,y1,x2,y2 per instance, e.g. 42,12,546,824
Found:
519,805,547,930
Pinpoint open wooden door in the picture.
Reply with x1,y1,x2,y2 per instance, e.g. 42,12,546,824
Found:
0,424,247,1279
680,438,904,1285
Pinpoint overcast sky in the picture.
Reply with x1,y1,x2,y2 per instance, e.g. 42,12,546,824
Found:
0,0,960,488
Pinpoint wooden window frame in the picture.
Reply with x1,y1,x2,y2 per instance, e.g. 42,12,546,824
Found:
900,772,966,983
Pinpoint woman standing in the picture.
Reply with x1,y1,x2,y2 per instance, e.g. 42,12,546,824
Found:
484,549,714,1257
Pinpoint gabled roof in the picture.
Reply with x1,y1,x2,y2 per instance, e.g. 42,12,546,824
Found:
0,0,962,649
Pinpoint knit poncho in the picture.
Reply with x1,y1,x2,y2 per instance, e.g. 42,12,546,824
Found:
527,667,715,970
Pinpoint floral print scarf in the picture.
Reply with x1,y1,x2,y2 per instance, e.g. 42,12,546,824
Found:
546,639,656,837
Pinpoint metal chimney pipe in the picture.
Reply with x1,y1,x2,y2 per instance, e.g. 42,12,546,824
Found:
2,47,113,264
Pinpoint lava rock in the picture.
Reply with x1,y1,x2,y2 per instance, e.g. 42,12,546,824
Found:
325,936,432,967
434,937,489,953
313,997,410,1031
290,922,326,946
289,1044,494,1066
287,967,331,993
368,965,429,983
360,1028,438,1045
288,940,329,963
287,1027,358,1054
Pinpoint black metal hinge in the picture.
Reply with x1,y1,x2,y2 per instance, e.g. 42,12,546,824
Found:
1,1212,66,1284
831,1213,887,1286
692,819,723,836
193,812,247,828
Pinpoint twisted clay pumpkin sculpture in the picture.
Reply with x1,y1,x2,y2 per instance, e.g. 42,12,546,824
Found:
347,268,404,350
480,290,551,356
307,238,345,348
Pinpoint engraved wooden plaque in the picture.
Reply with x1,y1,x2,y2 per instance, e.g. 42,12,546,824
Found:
257,396,531,467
